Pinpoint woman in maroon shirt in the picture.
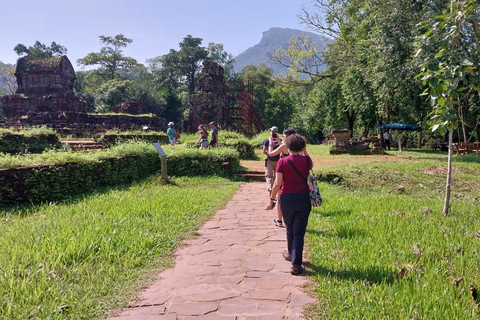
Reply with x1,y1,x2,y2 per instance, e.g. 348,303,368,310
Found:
266,133,312,275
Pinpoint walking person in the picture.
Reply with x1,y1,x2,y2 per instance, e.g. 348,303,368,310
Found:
195,124,210,150
262,126,282,226
167,122,177,146
383,130,391,150
209,121,218,148
266,133,313,275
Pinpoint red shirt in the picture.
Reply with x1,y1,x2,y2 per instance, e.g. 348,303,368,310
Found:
276,154,312,195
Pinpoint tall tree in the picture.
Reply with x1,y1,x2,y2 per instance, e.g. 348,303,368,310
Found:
77,34,137,80
207,42,235,79
239,64,275,126
177,35,209,93
299,0,447,136
14,41,67,58
416,0,480,215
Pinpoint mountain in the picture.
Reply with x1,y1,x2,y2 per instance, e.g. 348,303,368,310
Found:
233,27,330,76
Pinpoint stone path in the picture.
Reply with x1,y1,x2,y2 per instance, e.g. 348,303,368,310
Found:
106,182,315,320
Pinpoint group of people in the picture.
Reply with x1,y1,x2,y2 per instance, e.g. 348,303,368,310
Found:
264,126,313,275
166,121,218,148
194,122,218,149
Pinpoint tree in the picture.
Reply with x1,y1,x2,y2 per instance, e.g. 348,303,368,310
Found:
416,0,480,215
207,42,235,79
0,63,17,94
14,41,67,58
298,0,447,136
77,34,137,80
238,64,275,125
177,35,209,93
268,34,328,84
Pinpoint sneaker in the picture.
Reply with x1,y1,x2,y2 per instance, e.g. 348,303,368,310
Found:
290,265,305,275
283,250,291,261
273,219,283,227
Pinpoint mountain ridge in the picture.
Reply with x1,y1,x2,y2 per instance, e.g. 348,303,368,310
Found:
233,27,329,76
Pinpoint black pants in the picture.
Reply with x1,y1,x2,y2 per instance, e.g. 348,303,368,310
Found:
280,193,311,266
385,139,390,150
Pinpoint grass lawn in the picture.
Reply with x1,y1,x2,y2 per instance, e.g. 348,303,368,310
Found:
305,147,480,319
0,176,240,319
1,144,479,319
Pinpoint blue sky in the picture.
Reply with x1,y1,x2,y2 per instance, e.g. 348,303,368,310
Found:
0,0,312,70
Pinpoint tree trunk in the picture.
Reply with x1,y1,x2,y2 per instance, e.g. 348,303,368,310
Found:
443,126,453,216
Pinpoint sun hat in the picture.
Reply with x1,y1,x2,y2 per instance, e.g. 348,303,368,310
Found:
270,126,278,133
209,121,215,125
168,122,174,126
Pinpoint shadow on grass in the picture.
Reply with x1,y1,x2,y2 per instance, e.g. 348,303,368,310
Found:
0,175,181,217
306,262,396,285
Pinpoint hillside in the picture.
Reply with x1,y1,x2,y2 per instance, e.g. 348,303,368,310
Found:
233,27,330,76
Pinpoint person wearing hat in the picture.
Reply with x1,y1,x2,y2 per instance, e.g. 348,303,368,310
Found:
195,124,210,150
209,122,218,148
167,122,177,146
263,126,282,226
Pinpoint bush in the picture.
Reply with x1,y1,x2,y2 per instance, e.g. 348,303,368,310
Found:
164,145,239,176
0,142,239,205
0,127,62,154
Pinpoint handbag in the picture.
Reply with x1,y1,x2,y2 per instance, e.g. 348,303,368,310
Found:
287,156,323,207
174,131,181,139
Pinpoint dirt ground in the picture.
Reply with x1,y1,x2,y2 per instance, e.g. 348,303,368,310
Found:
240,154,409,171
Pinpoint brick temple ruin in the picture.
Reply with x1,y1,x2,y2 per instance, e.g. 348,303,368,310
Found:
1,55,165,131
185,59,264,136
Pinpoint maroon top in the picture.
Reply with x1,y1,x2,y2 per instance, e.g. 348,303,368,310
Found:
276,154,312,195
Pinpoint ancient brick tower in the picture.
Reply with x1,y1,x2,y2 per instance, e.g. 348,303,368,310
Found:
1,55,86,119
185,59,229,133
185,60,264,135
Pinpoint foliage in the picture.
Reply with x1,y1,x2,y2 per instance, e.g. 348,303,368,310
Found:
77,34,138,80
182,130,256,159
159,145,239,176
0,176,239,319
0,62,17,94
14,41,67,58
207,42,236,79
0,142,239,205
0,127,62,154
238,64,275,126
415,0,480,214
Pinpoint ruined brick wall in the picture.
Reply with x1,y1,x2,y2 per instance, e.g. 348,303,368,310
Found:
2,55,86,120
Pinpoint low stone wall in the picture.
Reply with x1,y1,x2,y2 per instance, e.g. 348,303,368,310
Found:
1,111,166,132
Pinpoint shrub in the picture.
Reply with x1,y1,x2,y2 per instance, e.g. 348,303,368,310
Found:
0,142,239,205
0,127,62,154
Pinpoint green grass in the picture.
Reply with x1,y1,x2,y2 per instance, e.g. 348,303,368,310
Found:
305,150,480,319
0,176,240,319
2,142,480,319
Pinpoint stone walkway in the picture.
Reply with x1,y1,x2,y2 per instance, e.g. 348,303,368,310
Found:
106,182,315,320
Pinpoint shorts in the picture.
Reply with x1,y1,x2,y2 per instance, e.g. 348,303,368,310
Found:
200,139,209,148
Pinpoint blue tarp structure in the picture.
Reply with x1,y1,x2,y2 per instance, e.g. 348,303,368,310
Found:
377,123,421,131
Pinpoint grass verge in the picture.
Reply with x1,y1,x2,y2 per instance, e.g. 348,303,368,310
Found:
305,151,480,319
0,176,240,319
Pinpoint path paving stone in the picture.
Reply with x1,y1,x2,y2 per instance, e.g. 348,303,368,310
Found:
105,182,315,319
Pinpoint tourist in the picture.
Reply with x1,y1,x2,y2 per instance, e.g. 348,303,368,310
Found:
383,130,391,150
167,122,177,146
262,126,282,226
266,133,313,275
209,121,218,148
195,124,210,150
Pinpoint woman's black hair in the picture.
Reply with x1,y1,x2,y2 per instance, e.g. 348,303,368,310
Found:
283,128,296,136
285,133,306,152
